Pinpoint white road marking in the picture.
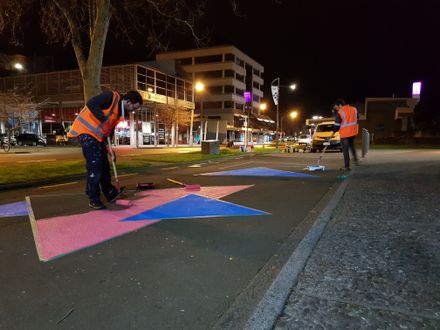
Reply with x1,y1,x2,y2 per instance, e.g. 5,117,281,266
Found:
38,182,78,189
118,173,138,178
161,166,178,171
17,159,57,163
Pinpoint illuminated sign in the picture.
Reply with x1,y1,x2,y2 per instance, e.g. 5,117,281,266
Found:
244,91,252,103
412,81,422,98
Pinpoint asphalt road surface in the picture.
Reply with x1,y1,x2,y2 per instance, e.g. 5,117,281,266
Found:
0,151,344,329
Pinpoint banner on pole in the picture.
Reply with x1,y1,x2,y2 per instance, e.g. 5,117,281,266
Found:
271,85,279,106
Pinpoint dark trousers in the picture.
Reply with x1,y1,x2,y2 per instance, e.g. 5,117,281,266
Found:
78,134,116,203
341,136,358,169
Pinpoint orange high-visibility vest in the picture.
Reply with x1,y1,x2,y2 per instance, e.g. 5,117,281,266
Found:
338,105,358,138
67,92,121,142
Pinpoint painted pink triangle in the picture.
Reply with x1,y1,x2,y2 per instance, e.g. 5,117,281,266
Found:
30,185,254,261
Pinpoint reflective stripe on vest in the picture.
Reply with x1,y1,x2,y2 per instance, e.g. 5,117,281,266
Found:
67,92,120,141
338,105,358,138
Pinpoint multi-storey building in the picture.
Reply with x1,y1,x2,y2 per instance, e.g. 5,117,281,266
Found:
156,45,274,144
0,64,195,146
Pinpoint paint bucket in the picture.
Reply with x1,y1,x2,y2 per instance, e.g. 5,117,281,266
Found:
136,182,155,190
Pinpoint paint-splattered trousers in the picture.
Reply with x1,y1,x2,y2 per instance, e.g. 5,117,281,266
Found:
78,134,117,204
341,136,358,169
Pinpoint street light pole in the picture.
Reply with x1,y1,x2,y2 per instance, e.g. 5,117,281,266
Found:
195,81,205,143
244,91,252,149
271,77,280,145
271,78,297,146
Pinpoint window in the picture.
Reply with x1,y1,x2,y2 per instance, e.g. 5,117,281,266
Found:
194,70,222,79
194,54,222,64
167,76,176,97
253,68,260,76
235,73,245,82
224,53,234,61
147,69,155,85
224,101,234,108
176,79,185,100
204,101,222,109
253,81,260,89
177,57,192,65
185,82,193,101
224,70,234,78
235,57,244,67
207,86,223,94
224,85,234,93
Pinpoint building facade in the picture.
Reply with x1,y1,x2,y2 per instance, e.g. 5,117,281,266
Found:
0,64,195,146
362,97,417,141
156,45,274,144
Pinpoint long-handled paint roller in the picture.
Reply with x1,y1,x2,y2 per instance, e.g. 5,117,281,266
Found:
307,137,332,171
107,136,122,192
166,178,201,191
107,137,155,192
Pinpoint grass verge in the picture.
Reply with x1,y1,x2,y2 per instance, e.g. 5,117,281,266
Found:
0,148,279,186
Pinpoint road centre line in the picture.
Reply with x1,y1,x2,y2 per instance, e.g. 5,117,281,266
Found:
17,159,57,163
161,166,179,171
118,173,138,178
38,182,78,189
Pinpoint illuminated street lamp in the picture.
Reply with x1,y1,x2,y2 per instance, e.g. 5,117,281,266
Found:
259,102,267,113
13,63,24,71
280,110,299,135
195,81,205,141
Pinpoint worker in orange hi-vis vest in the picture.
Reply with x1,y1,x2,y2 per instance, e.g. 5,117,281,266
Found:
67,90,143,209
332,99,360,172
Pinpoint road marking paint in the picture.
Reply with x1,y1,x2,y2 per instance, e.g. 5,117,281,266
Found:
38,182,78,189
118,173,138,178
17,159,57,163
26,196,44,261
161,166,178,171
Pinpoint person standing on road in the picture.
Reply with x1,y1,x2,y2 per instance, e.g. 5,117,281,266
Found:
67,90,143,209
332,99,359,171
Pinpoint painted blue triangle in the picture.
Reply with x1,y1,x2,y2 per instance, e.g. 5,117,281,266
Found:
201,167,317,178
0,201,28,218
121,194,269,222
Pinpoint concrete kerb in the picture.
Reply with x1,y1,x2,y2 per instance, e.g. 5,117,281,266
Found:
242,176,350,330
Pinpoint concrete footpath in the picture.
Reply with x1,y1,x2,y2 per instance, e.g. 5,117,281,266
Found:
245,149,440,329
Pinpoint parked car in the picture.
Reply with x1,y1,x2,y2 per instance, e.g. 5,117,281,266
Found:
0,133,17,146
16,133,47,146
297,134,312,145
311,121,341,152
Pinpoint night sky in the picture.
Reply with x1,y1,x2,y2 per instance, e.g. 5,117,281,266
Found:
1,0,438,123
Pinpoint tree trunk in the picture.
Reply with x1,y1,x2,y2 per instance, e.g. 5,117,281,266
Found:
55,0,112,102
82,0,111,101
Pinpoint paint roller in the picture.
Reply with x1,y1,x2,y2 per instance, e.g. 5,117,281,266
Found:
107,136,122,192
166,178,200,191
107,137,155,191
